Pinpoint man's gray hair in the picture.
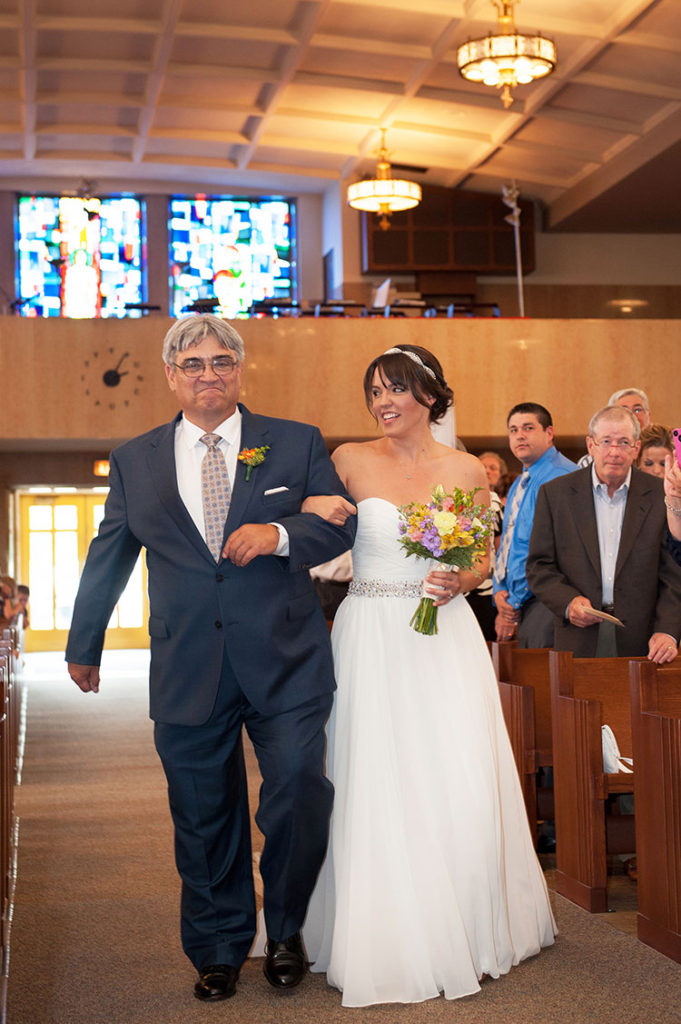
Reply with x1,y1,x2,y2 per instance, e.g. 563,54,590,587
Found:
589,405,641,441
608,387,649,410
162,314,245,366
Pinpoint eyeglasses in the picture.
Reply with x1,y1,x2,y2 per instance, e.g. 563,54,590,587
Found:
591,438,637,450
173,356,237,378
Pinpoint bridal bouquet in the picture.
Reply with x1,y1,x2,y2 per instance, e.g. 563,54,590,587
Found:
398,485,493,635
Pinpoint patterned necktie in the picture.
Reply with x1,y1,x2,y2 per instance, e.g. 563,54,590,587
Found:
200,433,231,562
493,473,529,584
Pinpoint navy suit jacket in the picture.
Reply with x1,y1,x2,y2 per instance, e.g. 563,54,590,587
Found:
526,466,681,656
65,405,356,724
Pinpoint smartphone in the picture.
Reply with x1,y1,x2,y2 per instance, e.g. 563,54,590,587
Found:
673,428,681,469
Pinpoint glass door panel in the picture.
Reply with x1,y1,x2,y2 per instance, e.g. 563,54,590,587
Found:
18,492,149,653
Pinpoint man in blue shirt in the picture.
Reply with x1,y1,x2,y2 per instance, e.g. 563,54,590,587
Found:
493,402,577,647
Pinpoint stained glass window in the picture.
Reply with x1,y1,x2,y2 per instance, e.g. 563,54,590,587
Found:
169,195,296,318
16,195,145,318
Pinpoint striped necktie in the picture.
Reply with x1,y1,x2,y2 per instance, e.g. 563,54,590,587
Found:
200,433,231,562
493,473,529,584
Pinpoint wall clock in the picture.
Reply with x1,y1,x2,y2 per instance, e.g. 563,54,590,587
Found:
81,347,145,409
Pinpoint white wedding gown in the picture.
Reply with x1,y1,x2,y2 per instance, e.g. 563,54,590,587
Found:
304,498,556,1007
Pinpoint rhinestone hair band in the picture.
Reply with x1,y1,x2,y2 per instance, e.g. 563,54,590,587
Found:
382,347,438,381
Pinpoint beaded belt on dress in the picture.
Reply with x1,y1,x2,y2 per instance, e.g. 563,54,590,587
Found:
348,578,422,598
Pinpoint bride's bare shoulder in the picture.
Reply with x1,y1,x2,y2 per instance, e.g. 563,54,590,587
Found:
442,448,489,489
332,440,382,468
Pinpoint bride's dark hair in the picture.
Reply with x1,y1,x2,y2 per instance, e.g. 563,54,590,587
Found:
363,345,453,424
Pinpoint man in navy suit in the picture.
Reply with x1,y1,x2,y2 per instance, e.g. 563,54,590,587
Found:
66,315,357,1001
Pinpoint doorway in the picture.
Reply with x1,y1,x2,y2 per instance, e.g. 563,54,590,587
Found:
16,489,149,653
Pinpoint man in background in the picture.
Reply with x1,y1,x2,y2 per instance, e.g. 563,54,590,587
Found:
492,403,576,647
527,405,680,660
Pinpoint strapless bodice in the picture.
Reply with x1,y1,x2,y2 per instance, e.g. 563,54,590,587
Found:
351,497,426,584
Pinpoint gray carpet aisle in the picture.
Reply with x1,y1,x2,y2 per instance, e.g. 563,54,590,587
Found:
6,651,681,1024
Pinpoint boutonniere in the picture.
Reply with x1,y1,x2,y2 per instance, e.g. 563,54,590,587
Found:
238,445,270,481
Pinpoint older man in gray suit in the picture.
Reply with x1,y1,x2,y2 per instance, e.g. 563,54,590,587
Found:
527,405,681,662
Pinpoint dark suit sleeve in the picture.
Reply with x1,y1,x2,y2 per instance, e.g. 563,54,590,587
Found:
666,528,681,566
65,451,143,665
526,482,582,619
653,534,681,641
276,427,356,572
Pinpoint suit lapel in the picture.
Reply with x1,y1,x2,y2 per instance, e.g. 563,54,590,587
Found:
615,469,653,577
571,468,601,575
146,414,215,564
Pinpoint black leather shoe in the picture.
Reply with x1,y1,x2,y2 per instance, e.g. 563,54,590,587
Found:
194,963,239,1001
263,931,308,989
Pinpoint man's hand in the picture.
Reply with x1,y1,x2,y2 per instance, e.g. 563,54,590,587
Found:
68,663,100,693
648,632,678,664
222,524,279,566
301,494,357,525
494,613,517,642
567,597,602,628
493,590,519,639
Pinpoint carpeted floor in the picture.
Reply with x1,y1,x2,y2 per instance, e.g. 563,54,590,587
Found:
6,651,681,1024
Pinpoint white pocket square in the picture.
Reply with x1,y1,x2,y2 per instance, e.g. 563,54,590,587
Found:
264,486,289,495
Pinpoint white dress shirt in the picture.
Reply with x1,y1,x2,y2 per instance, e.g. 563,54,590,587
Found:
175,410,288,555
591,465,630,606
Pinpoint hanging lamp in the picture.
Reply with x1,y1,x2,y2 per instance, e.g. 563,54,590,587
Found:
347,129,421,230
456,0,556,109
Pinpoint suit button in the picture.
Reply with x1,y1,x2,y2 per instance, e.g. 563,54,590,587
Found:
216,573,224,582
215,620,223,629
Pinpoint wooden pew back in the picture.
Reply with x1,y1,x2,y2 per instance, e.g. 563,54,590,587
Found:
557,655,634,758
549,650,641,912
629,660,681,964
489,642,553,837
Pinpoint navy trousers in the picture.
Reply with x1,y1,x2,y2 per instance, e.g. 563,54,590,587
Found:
154,651,334,970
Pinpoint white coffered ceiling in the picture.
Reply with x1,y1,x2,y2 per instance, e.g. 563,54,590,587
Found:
3,0,681,231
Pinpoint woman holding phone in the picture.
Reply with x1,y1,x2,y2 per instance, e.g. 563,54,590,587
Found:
663,430,681,557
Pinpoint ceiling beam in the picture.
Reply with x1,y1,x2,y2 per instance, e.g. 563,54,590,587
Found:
132,0,184,165
19,0,37,161
548,105,681,228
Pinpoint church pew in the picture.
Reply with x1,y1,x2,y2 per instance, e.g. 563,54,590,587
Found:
629,659,681,964
0,652,10,963
549,650,641,912
0,637,21,971
489,642,552,838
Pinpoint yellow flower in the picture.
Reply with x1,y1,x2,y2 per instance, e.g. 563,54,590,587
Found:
432,510,458,536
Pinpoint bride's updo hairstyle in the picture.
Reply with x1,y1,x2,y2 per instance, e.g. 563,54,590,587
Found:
363,345,453,424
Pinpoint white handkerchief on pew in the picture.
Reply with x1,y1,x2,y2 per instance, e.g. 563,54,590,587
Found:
602,724,633,774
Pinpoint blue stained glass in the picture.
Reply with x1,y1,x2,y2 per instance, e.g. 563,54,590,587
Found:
16,195,145,318
169,195,297,318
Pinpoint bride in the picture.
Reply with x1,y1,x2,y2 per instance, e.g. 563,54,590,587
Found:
302,344,556,1007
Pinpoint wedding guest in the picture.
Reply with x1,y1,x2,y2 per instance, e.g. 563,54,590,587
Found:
479,450,508,490
492,404,576,646
663,452,681,562
527,406,681,661
636,424,673,478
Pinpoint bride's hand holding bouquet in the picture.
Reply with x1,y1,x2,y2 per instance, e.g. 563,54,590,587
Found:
398,484,493,635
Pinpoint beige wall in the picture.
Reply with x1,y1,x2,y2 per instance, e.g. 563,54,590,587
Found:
2,316,679,449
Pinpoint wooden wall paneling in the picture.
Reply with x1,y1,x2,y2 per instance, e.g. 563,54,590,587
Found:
2,318,681,449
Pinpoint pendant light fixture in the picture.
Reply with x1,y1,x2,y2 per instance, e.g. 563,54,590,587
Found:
457,0,556,109
347,129,421,230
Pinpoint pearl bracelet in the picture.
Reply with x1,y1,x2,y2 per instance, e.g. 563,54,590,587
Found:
664,497,681,516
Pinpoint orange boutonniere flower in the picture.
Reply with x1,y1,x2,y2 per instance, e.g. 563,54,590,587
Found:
238,445,270,481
